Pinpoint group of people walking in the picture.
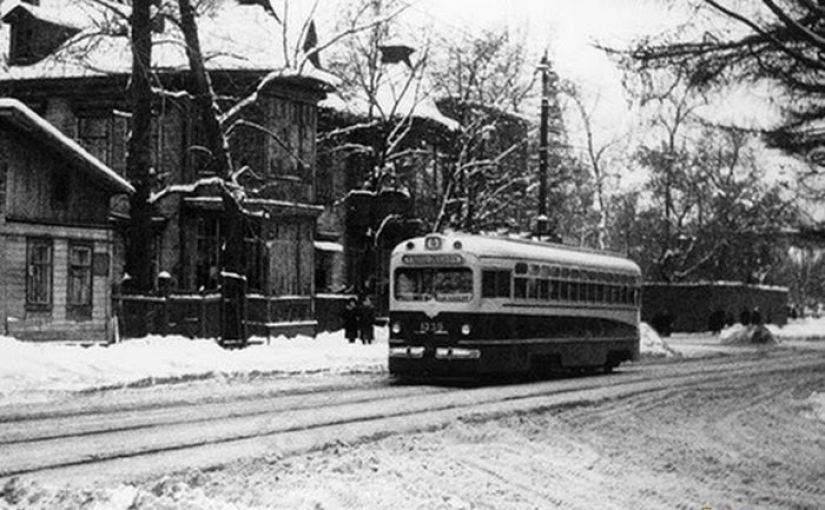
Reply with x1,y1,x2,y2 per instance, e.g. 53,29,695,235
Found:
342,296,375,344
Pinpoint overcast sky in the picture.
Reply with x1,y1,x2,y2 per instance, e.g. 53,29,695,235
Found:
412,0,677,89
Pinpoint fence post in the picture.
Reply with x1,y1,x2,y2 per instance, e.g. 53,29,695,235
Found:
199,288,207,339
220,272,247,348
158,272,172,336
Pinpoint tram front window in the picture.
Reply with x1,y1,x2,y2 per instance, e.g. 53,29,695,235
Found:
395,267,473,302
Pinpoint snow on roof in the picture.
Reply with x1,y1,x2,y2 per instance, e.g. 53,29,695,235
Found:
2,0,119,29
0,98,134,194
314,240,344,252
0,0,337,89
320,64,459,131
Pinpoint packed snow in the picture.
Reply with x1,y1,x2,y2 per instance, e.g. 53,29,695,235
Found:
0,319,823,407
0,320,823,510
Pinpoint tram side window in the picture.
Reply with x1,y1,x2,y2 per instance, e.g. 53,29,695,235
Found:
514,262,528,299
482,270,512,298
539,279,550,300
514,277,528,299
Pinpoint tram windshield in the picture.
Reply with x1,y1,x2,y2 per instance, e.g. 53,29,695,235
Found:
394,267,473,302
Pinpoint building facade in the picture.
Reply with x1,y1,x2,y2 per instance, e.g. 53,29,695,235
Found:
0,0,335,338
0,99,134,341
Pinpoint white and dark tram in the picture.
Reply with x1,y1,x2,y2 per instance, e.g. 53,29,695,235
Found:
388,233,642,378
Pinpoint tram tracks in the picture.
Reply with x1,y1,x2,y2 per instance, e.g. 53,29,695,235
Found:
0,350,821,484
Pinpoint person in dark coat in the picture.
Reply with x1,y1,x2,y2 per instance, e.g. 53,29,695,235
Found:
342,297,360,343
358,295,376,345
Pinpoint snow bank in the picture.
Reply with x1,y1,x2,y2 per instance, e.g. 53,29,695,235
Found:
0,323,674,403
639,322,678,358
3,317,823,405
0,329,387,405
768,316,825,341
720,323,777,345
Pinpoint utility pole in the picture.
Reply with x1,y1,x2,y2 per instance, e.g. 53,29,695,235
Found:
538,51,549,219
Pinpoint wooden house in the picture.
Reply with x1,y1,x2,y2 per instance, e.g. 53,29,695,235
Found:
0,98,134,342
0,0,335,338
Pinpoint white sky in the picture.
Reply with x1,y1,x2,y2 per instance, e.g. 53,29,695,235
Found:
410,0,677,96
395,0,695,158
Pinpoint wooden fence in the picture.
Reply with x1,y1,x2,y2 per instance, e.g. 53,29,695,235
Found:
117,292,352,344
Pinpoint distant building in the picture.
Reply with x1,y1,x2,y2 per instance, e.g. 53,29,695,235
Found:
0,99,134,341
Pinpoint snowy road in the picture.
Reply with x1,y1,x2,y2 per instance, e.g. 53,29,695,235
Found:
1,348,822,500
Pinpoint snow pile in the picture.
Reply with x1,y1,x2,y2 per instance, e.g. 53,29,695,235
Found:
768,316,825,341
0,329,387,405
720,323,778,345
639,322,678,358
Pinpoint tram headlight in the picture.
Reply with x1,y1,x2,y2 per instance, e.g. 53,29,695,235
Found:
391,322,402,334
461,323,471,336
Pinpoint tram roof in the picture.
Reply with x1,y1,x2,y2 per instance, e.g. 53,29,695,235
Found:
394,233,642,275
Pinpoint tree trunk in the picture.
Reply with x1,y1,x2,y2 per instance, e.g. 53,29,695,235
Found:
178,0,232,179
125,0,155,293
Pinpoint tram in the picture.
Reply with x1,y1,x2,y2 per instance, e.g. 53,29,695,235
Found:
388,233,642,378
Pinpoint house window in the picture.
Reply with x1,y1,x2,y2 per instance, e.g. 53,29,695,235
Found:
269,223,312,296
10,24,34,65
268,100,314,180
78,113,130,176
26,238,53,310
244,220,266,292
67,242,93,321
196,215,222,290
78,116,112,165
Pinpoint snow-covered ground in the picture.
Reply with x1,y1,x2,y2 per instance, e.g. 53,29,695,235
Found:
0,318,823,407
1,320,823,510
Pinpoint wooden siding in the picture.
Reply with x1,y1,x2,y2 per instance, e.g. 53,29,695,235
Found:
1,124,112,226
0,116,118,341
0,151,6,221
228,94,317,203
1,229,115,341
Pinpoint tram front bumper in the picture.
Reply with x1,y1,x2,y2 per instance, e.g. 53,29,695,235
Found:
388,342,521,377
389,346,481,360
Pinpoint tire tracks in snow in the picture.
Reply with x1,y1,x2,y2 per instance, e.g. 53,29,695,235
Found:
0,349,821,487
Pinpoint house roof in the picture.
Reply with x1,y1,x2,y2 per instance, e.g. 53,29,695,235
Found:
0,98,134,194
320,64,459,131
0,0,338,90
0,0,96,31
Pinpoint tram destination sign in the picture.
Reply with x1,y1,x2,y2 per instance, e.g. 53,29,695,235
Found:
401,254,465,265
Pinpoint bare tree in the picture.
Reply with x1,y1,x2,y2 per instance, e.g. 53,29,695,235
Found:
607,0,825,196
427,27,547,233
562,82,629,249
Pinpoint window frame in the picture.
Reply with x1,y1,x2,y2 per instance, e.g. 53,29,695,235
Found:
26,238,54,311
67,241,94,321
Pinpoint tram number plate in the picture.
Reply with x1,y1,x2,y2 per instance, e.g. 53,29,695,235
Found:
418,321,446,334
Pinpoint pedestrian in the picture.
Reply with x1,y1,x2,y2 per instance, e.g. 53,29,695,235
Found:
342,297,360,343
751,307,762,325
359,295,375,345
708,308,725,335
